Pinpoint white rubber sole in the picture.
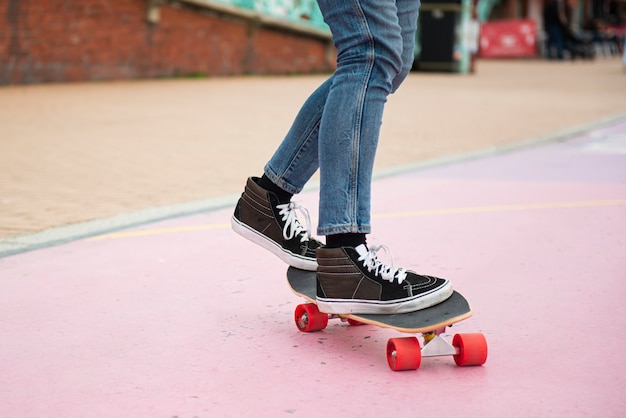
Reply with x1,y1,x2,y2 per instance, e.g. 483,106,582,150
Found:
231,215,317,271
316,281,454,315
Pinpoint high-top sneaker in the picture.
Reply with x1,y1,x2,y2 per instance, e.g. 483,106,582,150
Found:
231,177,322,271
316,244,453,314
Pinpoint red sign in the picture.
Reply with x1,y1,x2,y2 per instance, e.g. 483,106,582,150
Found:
479,19,537,58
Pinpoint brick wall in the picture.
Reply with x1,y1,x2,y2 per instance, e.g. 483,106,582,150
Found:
0,0,335,84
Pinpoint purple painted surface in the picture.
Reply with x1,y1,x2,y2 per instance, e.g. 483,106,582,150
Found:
417,119,626,183
1,122,625,417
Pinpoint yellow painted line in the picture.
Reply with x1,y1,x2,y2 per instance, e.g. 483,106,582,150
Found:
373,199,626,219
90,223,230,240
91,199,626,241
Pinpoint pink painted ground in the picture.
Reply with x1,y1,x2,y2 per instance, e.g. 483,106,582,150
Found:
1,121,625,417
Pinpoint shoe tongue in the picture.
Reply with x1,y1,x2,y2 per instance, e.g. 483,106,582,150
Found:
354,243,369,257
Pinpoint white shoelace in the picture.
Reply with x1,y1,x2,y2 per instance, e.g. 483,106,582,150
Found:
276,202,312,243
357,244,408,284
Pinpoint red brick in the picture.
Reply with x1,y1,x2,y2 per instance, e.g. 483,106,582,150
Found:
0,0,335,84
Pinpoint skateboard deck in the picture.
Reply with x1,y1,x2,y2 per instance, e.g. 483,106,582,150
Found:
286,267,488,371
287,266,472,333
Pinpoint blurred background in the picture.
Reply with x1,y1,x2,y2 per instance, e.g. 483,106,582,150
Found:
1,0,624,83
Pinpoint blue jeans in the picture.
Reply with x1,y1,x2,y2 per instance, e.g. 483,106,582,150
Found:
264,0,420,235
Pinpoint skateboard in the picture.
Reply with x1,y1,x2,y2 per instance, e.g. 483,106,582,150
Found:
287,266,488,371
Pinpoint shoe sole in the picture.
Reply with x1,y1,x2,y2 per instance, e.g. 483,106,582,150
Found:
316,281,454,315
231,215,317,271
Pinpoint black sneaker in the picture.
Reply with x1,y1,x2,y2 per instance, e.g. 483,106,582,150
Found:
231,177,322,271
316,244,453,314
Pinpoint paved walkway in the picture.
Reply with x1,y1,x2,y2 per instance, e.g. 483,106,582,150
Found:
1,58,625,253
0,113,625,416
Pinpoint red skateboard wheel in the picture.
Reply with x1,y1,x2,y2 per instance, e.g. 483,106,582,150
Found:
452,333,488,366
387,337,421,371
294,303,328,332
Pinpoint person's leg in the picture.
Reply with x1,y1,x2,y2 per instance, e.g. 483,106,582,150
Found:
232,0,453,313
316,0,404,236
263,78,332,194
314,0,452,314
231,73,333,271
258,0,419,216
553,26,565,60
316,0,420,237
231,83,332,271
231,0,414,270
